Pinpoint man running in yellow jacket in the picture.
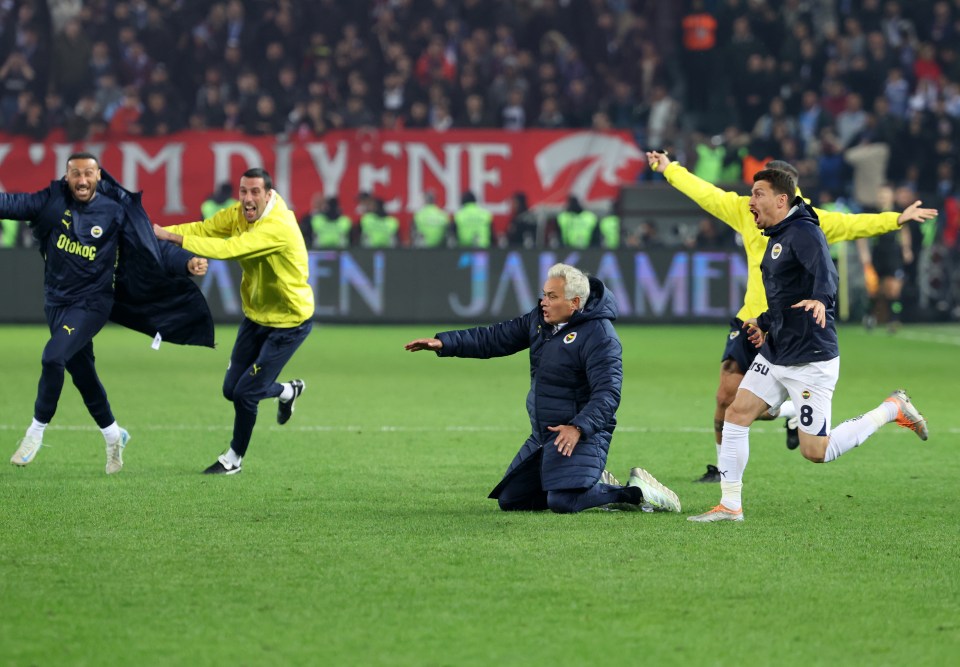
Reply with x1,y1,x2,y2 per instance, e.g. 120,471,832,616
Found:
645,152,937,482
154,167,315,474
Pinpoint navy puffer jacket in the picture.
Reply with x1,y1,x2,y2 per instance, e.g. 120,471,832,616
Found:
436,276,622,492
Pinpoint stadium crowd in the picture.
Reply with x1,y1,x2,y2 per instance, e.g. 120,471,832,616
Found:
0,0,957,316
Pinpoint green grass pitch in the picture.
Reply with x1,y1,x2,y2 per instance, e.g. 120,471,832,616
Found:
0,323,957,665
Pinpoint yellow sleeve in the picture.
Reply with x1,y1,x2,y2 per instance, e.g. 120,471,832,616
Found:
663,162,753,234
166,206,238,239
815,208,900,244
182,219,288,260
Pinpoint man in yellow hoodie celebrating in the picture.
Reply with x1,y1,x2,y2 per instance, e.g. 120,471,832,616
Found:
645,152,937,483
155,168,314,474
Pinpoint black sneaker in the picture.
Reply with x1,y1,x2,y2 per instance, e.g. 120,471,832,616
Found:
277,379,305,425
695,464,721,483
785,418,800,450
203,456,241,475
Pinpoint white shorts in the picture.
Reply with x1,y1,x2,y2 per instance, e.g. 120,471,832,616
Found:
739,353,840,436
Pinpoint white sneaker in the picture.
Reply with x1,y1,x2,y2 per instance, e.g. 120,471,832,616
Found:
884,389,928,441
687,504,744,522
11,435,43,466
105,428,130,474
599,469,622,486
627,467,681,512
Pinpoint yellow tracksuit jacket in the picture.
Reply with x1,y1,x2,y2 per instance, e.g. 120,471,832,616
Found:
167,192,314,327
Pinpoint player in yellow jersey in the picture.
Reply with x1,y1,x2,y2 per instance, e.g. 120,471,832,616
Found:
645,151,937,483
155,168,315,474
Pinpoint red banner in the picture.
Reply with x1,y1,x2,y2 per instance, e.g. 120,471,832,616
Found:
0,129,644,238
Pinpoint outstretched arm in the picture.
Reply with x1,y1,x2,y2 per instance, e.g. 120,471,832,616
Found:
647,151,750,231
154,224,183,246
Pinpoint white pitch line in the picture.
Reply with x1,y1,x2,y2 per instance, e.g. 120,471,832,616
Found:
1,424,956,434
893,330,960,347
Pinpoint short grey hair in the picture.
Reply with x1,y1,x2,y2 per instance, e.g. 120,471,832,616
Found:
547,263,590,305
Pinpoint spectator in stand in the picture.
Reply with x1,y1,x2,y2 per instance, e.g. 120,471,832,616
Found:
457,93,494,128
0,51,37,127
646,83,679,152
244,94,286,136
94,73,124,120
498,87,526,130
223,99,243,132
290,98,332,138
563,78,593,128
9,94,48,140
342,95,376,129
106,86,142,136
43,91,68,132
836,93,869,148
65,95,101,141
195,84,227,130
51,18,91,106
536,96,565,128
118,41,153,91
680,0,719,116
603,80,641,132
406,100,430,129
139,90,182,137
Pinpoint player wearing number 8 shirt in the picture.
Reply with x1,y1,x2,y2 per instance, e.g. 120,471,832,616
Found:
688,169,929,523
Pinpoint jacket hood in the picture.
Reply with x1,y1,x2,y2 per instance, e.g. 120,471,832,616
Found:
574,276,618,323
96,168,137,205
763,197,821,237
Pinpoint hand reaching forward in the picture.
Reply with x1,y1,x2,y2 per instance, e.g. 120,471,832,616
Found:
897,200,937,226
404,338,443,352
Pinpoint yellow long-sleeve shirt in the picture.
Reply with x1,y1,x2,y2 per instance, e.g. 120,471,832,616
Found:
167,192,314,327
663,162,900,320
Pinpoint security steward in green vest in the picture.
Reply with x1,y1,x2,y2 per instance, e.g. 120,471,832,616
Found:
359,195,399,248
598,193,622,250
413,192,453,247
201,182,238,220
304,194,353,248
1,218,21,248
599,213,620,249
453,191,493,248
556,195,598,249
